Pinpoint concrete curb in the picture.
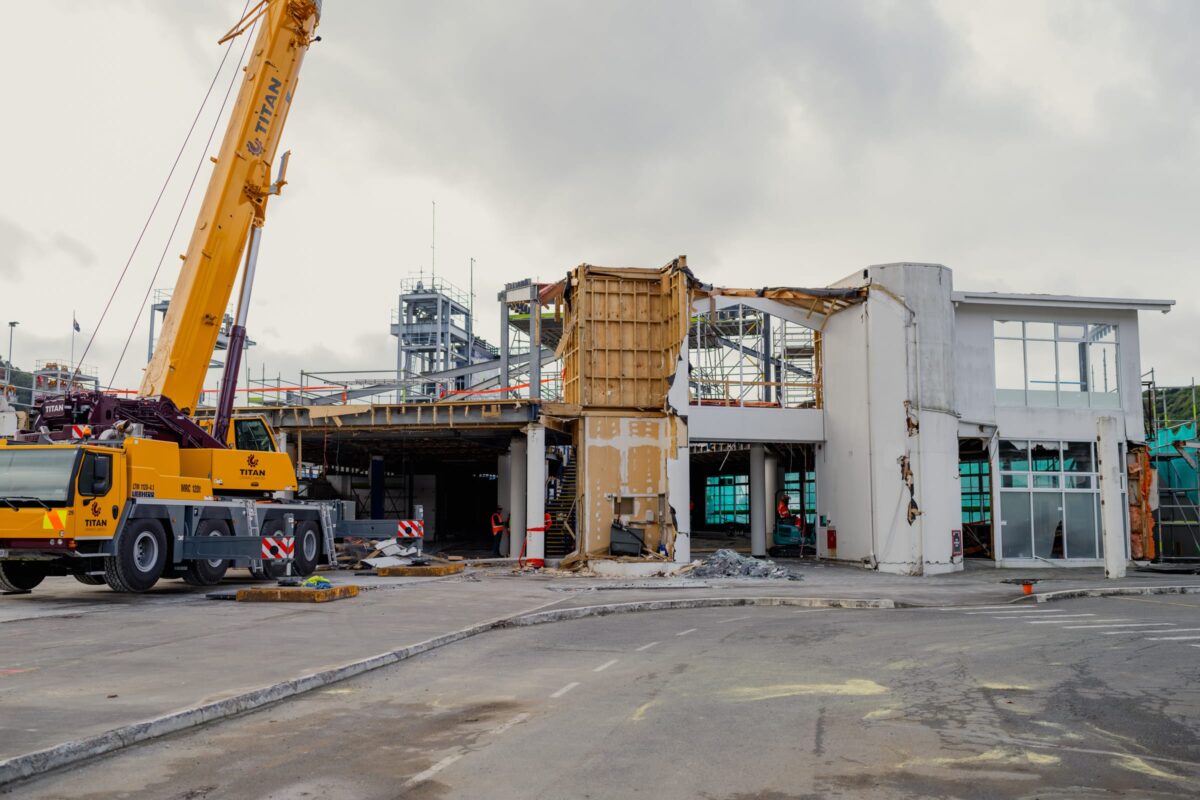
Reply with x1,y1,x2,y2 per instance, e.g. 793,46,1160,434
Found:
1034,584,1200,604
501,596,897,627
0,594,889,787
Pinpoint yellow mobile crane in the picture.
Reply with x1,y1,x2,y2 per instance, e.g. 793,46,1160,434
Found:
0,1,331,593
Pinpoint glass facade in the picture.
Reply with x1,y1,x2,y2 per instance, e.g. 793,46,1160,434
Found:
997,440,1104,560
705,474,749,527
993,321,1119,409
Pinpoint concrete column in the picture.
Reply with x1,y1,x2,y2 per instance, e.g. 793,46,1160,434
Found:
764,452,779,545
496,451,511,551
750,443,767,557
529,284,541,402
508,434,527,559
499,292,510,398
1097,416,1127,579
525,423,546,566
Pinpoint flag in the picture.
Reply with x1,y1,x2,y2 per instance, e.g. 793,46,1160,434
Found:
73,316,80,333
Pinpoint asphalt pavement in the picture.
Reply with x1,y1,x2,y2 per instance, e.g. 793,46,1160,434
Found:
10,593,1200,799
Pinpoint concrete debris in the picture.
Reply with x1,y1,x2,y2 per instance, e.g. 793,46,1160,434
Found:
688,549,799,580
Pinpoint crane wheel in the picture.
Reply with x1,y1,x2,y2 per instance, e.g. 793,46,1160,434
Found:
0,561,47,593
73,573,107,586
291,521,322,577
182,520,232,587
104,519,167,593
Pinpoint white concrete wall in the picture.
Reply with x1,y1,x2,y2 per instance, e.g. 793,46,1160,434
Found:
688,405,823,442
819,263,964,575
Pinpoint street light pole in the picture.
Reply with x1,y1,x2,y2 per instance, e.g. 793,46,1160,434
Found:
5,321,17,401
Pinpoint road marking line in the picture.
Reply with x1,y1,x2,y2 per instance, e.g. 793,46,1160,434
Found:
403,753,464,788
594,659,619,672
1063,623,1177,629
490,712,531,736
1105,627,1200,635
676,628,698,636
635,641,660,652
1023,615,1100,622
792,610,816,614
964,614,1070,618
1146,635,1200,641
953,605,1032,611
717,615,754,623
551,682,580,699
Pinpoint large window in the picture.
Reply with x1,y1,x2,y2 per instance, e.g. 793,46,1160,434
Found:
960,460,991,524
705,474,749,527
998,440,1104,560
993,321,1119,409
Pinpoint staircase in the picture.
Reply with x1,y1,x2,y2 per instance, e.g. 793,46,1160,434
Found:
544,457,578,558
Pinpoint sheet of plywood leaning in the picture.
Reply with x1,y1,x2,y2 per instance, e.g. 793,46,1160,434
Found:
560,258,691,410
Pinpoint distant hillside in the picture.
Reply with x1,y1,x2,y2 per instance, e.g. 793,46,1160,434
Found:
1144,385,1199,430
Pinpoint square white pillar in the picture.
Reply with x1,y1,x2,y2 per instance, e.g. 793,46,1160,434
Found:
750,443,767,557
525,423,546,566
508,435,527,559
1097,416,1127,579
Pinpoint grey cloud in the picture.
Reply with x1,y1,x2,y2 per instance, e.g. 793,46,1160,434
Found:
0,216,37,277
127,1,1200,383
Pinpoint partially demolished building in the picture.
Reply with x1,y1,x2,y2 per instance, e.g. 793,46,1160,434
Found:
266,258,1171,576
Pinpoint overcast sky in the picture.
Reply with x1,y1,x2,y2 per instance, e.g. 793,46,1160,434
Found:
1,0,1195,396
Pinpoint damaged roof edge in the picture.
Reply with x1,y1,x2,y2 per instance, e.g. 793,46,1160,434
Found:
953,291,1175,313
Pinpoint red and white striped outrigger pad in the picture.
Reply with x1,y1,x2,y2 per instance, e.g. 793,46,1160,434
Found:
397,520,425,538
261,536,295,560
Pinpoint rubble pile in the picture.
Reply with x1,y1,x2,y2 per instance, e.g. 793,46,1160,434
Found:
689,549,798,580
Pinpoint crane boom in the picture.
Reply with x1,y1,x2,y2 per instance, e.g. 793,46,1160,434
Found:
140,0,321,413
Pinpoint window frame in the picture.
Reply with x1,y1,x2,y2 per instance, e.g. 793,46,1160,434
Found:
992,320,1121,409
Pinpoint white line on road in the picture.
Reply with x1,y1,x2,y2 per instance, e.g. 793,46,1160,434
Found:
676,628,698,636
551,682,580,699
403,753,464,788
1022,615,1101,623
964,614,1070,618
792,610,816,614
717,615,754,623
1063,623,1177,630
1146,635,1200,641
490,712,531,736
951,605,1033,611
594,659,619,672
635,641,660,652
1105,627,1200,635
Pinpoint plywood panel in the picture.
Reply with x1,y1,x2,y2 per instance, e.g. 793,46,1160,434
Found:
561,258,691,410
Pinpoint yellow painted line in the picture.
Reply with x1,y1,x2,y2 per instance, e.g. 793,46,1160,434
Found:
630,700,656,721
727,679,888,701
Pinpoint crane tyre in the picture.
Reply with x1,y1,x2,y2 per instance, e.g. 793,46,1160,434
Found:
0,561,46,592
104,519,167,593
258,517,290,580
182,519,232,587
73,573,106,586
292,521,322,577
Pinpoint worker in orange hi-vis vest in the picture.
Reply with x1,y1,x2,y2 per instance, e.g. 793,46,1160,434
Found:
777,494,791,521
491,507,506,557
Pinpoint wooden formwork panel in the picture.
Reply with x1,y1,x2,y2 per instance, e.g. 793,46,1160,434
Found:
561,259,690,410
